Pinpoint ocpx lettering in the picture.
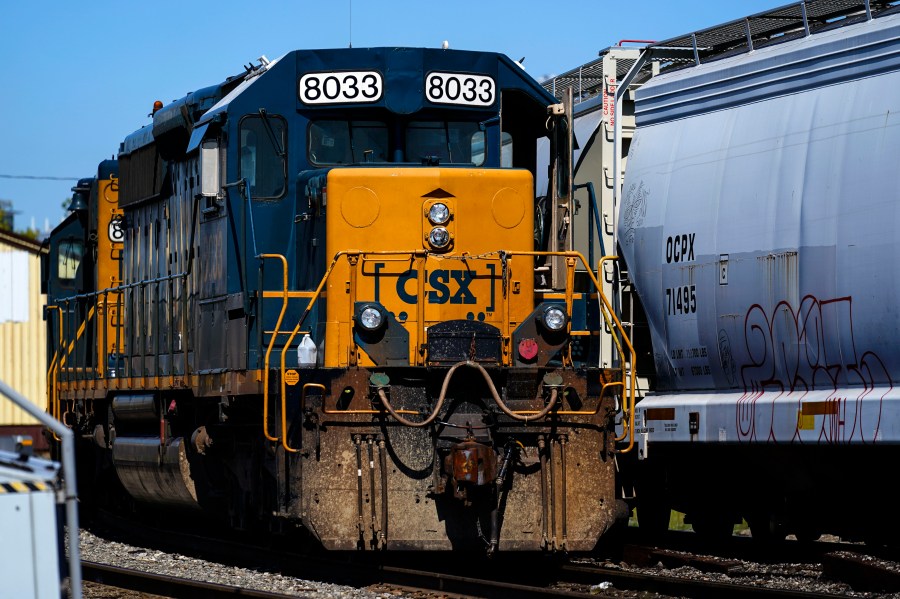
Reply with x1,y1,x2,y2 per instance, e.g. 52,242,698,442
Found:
666,233,696,263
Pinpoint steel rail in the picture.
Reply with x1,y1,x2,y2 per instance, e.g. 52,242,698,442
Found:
81,561,300,599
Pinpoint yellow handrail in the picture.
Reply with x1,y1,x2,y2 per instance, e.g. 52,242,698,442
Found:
596,255,636,453
52,303,98,426
259,254,290,443
258,248,636,453
45,306,63,441
512,381,623,416
276,251,353,453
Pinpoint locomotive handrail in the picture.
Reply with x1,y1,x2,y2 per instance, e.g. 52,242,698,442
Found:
47,272,190,379
299,381,421,416
100,290,109,381
57,302,98,425
258,254,290,443
512,381,623,416
599,256,635,452
46,301,84,426
488,250,636,450
52,271,188,301
45,305,63,441
276,250,353,452
258,248,636,450
598,254,634,446
564,256,577,367
272,249,431,451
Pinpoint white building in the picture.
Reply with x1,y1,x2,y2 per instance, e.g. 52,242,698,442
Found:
0,229,48,451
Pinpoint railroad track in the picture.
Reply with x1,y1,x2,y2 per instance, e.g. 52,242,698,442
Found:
577,534,900,597
82,560,302,598
80,555,868,599
78,513,900,598
556,562,855,598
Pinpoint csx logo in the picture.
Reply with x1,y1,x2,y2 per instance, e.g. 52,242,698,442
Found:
373,263,496,309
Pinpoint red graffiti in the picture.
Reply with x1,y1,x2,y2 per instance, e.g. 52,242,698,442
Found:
736,295,891,444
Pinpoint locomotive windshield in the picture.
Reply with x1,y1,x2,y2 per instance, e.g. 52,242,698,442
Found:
405,121,484,165
309,120,389,165
307,119,487,166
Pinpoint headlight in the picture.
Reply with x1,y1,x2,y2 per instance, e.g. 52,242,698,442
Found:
542,306,567,331
428,226,451,249
428,202,450,225
358,306,384,331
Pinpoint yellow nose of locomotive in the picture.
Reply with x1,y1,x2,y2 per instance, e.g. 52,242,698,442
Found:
323,167,535,368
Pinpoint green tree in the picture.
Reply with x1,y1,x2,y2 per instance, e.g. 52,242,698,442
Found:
0,199,43,240
0,199,14,231
17,228,39,240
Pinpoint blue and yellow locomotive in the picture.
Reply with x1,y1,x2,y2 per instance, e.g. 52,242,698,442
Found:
44,47,634,552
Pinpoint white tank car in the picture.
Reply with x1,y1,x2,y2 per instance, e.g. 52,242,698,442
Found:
619,6,900,542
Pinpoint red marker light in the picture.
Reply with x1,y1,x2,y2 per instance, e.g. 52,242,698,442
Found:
518,338,539,361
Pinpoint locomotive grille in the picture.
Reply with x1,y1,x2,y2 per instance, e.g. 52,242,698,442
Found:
426,320,501,365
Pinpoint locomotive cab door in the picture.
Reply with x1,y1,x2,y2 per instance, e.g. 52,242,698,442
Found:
45,206,96,378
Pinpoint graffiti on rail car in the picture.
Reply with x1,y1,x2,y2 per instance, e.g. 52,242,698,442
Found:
735,295,893,444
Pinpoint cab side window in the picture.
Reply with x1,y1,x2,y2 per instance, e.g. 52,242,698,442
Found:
470,131,512,167
57,239,84,290
239,116,287,199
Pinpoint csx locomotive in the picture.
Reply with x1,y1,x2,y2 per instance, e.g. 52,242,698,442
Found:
43,47,635,552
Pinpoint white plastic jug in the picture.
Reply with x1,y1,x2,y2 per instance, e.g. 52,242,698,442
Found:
297,334,317,367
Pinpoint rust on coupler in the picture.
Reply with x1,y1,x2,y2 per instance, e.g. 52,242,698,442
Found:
445,438,498,501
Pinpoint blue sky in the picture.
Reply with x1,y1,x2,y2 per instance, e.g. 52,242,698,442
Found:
0,1,777,233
